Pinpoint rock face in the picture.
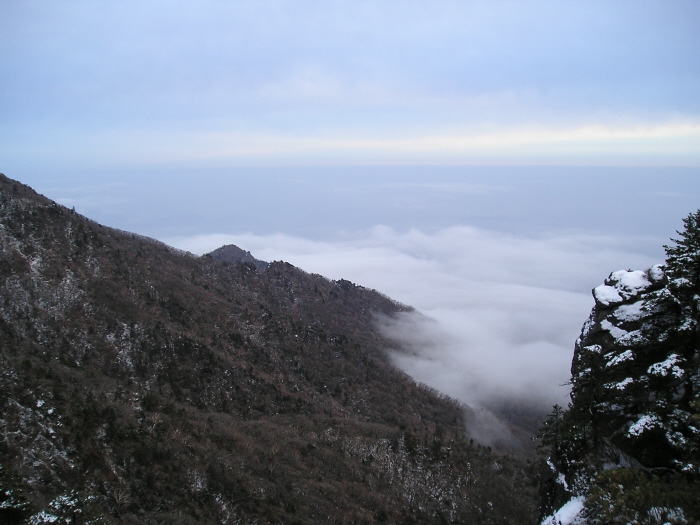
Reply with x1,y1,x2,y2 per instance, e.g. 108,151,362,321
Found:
0,174,539,524
540,213,700,523
571,265,693,471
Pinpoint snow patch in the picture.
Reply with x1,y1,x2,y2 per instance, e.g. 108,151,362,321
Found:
594,285,623,305
606,377,633,390
628,414,660,437
28,511,59,524
616,329,647,347
671,277,691,288
605,350,634,368
601,319,628,339
609,269,652,297
648,354,684,378
614,300,646,322
594,269,656,306
556,472,569,490
28,492,81,524
541,496,585,525
648,264,665,282
666,431,687,448
575,367,592,379
679,316,697,332
680,463,696,473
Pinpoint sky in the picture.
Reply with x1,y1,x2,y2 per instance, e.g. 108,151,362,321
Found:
2,1,700,168
2,1,700,422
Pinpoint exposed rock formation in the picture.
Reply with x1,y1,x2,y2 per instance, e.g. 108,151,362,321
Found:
539,212,700,524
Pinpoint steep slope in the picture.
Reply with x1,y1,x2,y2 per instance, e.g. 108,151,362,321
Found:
0,174,538,524
539,212,700,524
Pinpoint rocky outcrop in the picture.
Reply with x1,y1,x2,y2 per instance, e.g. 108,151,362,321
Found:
570,265,698,472
207,243,268,270
539,212,700,523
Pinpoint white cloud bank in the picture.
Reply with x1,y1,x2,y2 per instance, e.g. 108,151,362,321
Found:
166,226,657,413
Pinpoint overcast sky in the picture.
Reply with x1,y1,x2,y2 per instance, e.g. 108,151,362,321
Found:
2,1,699,417
2,0,700,167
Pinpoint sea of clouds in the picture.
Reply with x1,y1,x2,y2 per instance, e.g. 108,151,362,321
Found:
167,225,658,417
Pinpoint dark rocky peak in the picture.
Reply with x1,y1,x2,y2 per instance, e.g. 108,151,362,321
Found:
206,243,268,270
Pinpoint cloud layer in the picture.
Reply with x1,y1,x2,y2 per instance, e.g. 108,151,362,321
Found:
166,226,658,413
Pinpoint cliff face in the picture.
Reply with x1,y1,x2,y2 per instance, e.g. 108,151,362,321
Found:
0,174,538,524
540,213,700,524
571,265,696,471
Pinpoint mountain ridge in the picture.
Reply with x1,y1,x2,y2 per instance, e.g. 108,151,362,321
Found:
0,173,538,524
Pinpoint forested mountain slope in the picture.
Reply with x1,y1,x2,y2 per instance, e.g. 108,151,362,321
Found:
0,174,538,524
539,212,700,524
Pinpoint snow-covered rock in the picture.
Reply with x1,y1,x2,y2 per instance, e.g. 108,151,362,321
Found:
542,247,700,523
